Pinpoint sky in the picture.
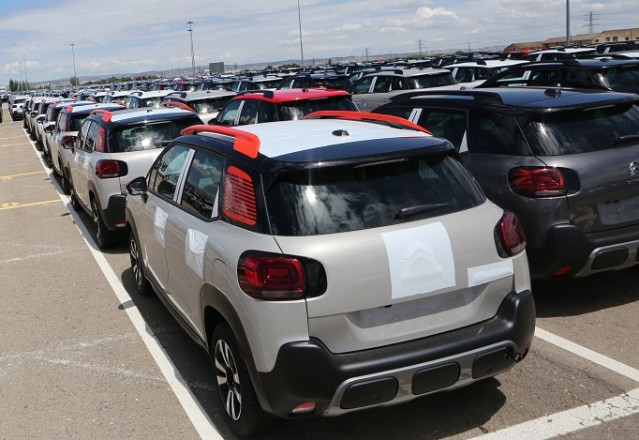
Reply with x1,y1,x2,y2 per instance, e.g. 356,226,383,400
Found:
1,0,638,86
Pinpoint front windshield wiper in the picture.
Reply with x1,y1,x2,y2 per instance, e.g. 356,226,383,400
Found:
394,203,449,219
612,135,639,146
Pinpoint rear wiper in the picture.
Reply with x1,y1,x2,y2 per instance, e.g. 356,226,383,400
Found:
394,203,449,219
612,135,639,146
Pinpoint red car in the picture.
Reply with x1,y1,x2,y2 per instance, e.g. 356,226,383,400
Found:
213,88,358,125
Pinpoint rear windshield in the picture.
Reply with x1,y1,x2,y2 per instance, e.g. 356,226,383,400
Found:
521,103,639,156
110,118,198,153
409,73,456,89
276,96,357,120
266,154,485,236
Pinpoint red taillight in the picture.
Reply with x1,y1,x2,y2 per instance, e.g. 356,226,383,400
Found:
238,251,306,300
495,212,526,257
95,160,120,178
508,167,566,197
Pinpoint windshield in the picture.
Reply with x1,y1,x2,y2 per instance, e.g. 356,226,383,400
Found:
266,154,484,235
521,104,639,155
276,96,357,120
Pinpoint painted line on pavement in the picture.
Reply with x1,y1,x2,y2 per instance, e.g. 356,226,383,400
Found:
25,129,223,439
467,387,639,440
0,170,46,180
0,200,59,210
535,326,639,383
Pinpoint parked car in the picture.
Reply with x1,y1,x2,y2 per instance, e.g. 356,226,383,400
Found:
228,75,283,92
477,58,639,93
125,112,535,437
277,72,352,90
374,87,639,279
349,68,459,111
44,102,122,188
42,100,95,169
69,106,201,248
8,95,28,121
123,90,173,109
212,88,358,125
160,89,236,124
524,47,597,62
444,59,528,87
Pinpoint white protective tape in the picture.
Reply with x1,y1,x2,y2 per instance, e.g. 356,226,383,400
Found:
381,222,455,299
185,228,208,278
467,260,514,287
153,206,168,247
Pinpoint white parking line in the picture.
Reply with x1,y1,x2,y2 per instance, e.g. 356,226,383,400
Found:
26,132,223,440
467,387,639,440
466,326,639,439
535,327,639,383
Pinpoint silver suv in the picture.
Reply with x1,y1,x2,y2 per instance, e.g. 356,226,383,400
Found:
69,106,201,248
350,68,460,111
125,112,535,437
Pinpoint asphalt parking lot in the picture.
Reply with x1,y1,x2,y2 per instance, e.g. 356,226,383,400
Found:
1,103,638,440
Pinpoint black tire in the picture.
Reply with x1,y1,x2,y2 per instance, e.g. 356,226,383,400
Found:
91,197,115,249
69,185,81,211
128,231,152,296
211,324,272,438
60,169,71,195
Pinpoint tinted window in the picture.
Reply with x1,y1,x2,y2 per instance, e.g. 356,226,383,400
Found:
599,66,639,92
180,150,224,218
469,112,529,155
148,144,191,199
417,109,467,149
217,100,242,124
521,104,639,156
353,76,374,94
69,114,89,131
266,154,485,236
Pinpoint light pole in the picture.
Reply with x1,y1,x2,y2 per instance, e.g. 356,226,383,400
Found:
187,21,196,79
70,43,78,85
297,0,304,68
566,0,571,46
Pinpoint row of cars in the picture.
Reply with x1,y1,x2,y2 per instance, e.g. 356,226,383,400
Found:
12,47,639,436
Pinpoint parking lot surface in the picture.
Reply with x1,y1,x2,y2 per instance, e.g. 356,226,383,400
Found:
1,104,638,439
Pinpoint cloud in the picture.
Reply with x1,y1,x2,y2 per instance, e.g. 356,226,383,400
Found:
416,6,460,20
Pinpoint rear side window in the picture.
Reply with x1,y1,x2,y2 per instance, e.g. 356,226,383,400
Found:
521,103,639,156
469,112,530,156
266,154,485,236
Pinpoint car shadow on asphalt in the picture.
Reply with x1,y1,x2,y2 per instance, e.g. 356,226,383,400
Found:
119,263,508,440
532,267,639,318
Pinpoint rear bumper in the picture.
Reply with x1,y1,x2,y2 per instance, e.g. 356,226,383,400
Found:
101,194,127,230
526,222,639,279
252,289,535,418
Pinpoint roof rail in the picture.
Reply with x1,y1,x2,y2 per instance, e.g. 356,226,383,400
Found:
304,110,431,134
180,125,261,159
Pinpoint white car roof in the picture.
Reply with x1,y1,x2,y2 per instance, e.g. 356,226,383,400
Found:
201,119,432,159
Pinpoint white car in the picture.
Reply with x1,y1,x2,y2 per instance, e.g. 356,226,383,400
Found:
125,111,535,437
445,59,529,87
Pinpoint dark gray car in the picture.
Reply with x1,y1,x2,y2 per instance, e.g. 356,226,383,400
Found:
374,87,639,279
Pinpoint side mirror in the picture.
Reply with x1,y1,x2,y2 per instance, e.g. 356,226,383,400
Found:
61,137,76,152
126,176,148,198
